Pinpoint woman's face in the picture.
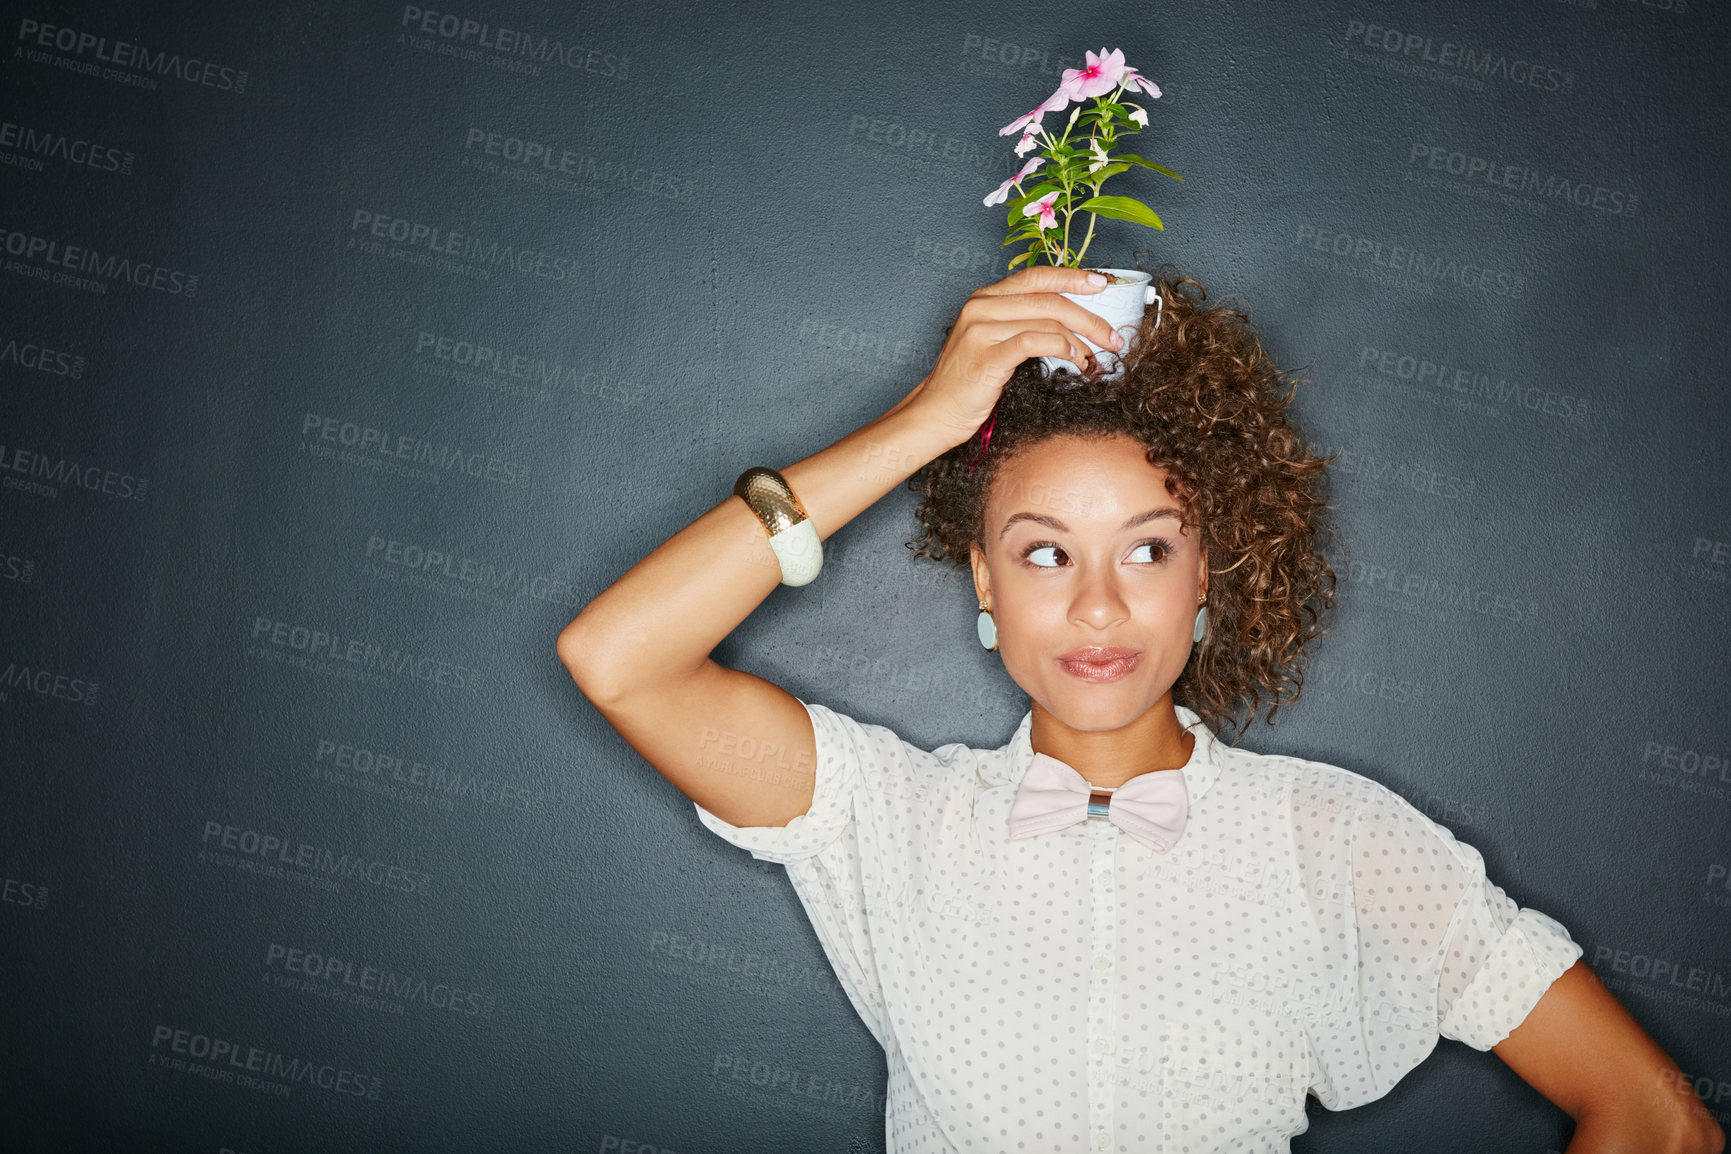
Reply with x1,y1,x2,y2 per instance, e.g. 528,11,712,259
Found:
969,432,1207,731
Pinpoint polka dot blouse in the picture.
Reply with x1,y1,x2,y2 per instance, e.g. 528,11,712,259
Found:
693,700,1584,1152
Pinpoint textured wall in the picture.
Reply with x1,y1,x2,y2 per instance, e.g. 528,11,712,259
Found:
2,1,1727,1151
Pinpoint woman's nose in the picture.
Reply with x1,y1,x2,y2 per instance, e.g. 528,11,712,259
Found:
1068,562,1130,628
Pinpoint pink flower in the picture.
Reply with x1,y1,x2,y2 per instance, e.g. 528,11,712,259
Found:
1121,67,1161,99
1060,47,1126,100
1000,106,1041,137
1023,190,1061,230
999,87,1073,137
983,156,1047,206
1013,129,1040,157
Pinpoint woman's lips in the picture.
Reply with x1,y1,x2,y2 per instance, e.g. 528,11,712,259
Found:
1056,648,1141,683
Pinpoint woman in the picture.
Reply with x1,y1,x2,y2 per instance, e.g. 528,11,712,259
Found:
557,266,1724,1153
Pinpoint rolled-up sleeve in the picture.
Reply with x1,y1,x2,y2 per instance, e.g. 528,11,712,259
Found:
1306,785,1584,1109
1435,860,1584,1051
692,699,861,864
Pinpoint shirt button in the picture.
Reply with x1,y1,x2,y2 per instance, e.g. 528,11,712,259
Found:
1092,1036,1115,1054
1093,1129,1112,1151
1092,954,1112,972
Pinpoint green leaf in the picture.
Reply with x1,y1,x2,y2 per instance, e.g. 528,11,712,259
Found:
1008,249,1035,270
1115,153,1183,181
1090,163,1130,182
1083,102,1129,129
1075,194,1164,230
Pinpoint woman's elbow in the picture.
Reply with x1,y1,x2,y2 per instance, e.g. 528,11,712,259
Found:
1594,1102,1727,1154
1687,1114,1727,1154
555,623,613,700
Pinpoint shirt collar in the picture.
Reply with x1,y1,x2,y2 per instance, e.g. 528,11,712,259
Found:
982,703,1225,806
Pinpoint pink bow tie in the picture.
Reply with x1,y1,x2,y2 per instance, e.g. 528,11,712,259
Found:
1007,752,1188,853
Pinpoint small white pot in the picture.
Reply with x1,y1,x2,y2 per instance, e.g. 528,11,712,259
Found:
1039,266,1159,381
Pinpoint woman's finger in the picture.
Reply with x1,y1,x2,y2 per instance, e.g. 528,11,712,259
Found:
965,317,1097,368
957,289,1125,355
972,265,1107,299
996,328,1092,370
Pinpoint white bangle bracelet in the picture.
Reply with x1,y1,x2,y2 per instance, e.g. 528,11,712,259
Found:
734,467,824,587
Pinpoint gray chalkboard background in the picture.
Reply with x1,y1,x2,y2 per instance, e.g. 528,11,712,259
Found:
2,1,1727,1151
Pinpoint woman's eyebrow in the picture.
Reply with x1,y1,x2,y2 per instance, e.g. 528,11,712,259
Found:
998,507,1183,539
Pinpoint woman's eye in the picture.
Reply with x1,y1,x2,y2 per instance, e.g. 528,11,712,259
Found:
1023,542,1171,567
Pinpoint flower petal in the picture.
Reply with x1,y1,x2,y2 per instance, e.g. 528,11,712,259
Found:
1023,190,1062,229
1023,190,1060,220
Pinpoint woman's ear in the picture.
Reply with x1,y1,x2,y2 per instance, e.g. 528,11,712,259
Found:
1196,545,1208,599
970,540,992,607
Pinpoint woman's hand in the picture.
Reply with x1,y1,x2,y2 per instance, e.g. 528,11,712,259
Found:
912,265,1125,448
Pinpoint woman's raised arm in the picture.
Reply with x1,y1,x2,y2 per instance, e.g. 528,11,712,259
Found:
555,265,1122,829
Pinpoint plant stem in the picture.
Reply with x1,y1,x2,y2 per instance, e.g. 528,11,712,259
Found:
1052,185,1066,266
1074,101,1115,266
1074,186,1100,266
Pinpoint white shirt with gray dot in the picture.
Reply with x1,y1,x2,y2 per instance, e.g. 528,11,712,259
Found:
695,701,1583,1152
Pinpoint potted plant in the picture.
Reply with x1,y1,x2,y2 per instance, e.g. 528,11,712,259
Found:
983,47,1182,378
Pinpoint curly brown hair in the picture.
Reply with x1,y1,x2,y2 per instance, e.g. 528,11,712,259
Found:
904,269,1337,742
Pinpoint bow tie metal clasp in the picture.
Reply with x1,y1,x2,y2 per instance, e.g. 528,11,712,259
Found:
1007,752,1188,853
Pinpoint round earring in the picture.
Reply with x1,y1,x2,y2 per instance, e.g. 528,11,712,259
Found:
976,602,998,651
1191,594,1208,645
